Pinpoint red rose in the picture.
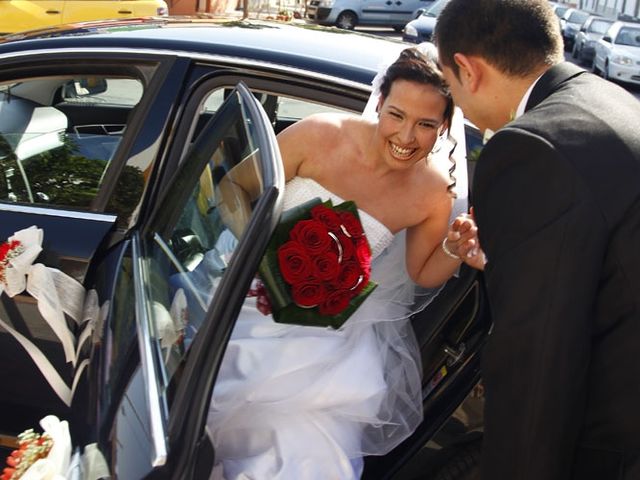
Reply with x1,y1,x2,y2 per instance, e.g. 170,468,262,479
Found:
336,259,363,290
312,251,340,281
333,232,355,261
290,219,332,256
319,289,354,315
354,237,372,269
338,211,364,238
278,241,313,284
311,204,341,231
291,280,326,307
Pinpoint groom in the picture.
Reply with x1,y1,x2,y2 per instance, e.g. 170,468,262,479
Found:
434,1,640,479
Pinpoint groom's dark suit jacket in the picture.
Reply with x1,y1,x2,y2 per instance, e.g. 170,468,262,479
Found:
473,62,640,480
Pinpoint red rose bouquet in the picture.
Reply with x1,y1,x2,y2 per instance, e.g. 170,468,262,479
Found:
258,198,377,329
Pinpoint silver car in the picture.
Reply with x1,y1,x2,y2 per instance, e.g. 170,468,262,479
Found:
560,8,592,51
572,16,614,65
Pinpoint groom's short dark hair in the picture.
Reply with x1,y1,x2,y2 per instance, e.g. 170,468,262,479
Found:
434,0,563,79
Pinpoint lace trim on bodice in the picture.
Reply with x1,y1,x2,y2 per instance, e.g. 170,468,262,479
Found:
283,177,394,259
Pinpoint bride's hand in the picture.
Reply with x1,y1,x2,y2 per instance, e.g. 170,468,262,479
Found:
445,209,486,271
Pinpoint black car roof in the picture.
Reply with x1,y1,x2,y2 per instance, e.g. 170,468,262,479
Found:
0,17,407,85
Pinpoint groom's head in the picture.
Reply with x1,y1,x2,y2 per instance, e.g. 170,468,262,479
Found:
434,0,563,80
433,0,563,132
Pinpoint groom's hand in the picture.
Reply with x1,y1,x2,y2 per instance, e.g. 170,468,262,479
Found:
448,210,486,270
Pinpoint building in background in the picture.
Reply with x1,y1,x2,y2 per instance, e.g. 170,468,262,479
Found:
573,0,639,20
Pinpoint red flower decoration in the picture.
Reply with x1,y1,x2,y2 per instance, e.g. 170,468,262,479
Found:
0,239,23,287
1,429,53,480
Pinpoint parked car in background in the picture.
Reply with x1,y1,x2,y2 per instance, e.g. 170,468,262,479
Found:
402,0,448,43
560,8,593,50
593,20,640,85
0,0,168,34
572,15,615,65
0,17,489,479
550,1,570,20
306,0,433,30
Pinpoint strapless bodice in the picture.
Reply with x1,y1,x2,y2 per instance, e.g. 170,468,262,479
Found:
283,177,394,259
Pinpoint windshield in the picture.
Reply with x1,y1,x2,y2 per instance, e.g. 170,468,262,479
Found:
423,0,448,17
568,10,590,24
589,19,613,34
616,27,640,46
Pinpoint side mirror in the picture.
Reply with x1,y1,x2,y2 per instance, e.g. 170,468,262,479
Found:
602,35,612,42
580,26,586,32
414,8,424,17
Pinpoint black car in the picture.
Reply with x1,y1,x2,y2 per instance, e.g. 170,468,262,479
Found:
402,0,449,44
0,17,489,479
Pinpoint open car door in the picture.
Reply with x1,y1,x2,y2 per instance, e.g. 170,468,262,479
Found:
80,82,284,479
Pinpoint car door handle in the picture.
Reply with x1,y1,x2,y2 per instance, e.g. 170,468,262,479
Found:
118,9,133,13
443,342,466,366
46,9,61,14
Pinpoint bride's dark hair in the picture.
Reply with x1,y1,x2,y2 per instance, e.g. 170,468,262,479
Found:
379,47,457,196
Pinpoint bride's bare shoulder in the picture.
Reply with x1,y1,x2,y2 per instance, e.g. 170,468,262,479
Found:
278,113,367,145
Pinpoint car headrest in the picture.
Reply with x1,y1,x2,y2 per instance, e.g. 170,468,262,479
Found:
0,94,68,161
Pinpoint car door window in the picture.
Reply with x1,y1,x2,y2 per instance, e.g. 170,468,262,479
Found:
0,75,144,210
140,82,280,393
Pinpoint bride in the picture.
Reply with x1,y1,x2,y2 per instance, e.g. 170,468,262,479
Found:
207,46,483,480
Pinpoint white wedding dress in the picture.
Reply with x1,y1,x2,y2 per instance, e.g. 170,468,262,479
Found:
207,177,439,480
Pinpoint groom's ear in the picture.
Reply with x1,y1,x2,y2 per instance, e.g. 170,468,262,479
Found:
453,53,481,93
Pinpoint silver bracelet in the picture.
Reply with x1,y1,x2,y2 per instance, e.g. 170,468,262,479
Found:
441,237,461,260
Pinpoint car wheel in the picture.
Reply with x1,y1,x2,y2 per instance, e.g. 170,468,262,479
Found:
431,439,482,480
336,11,357,30
591,60,600,75
603,62,610,81
393,25,403,32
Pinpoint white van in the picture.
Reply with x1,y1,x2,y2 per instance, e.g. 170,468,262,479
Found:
307,0,435,30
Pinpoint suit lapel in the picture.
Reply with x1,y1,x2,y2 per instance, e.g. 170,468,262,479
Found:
526,62,586,111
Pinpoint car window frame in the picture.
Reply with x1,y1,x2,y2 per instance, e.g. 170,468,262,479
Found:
0,55,164,219
131,81,284,473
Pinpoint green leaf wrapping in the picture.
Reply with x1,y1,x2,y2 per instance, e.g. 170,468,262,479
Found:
258,198,377,329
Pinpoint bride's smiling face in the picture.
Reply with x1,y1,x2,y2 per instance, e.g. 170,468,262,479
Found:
376,79,448,170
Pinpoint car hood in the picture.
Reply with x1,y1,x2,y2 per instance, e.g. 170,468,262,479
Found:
611,44,640,59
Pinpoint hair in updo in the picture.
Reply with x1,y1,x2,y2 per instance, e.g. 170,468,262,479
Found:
379,47,454,131
379,47,457,196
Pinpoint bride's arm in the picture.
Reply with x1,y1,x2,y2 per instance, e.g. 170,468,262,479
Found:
406,197,483,288
276,113,342,180
405,196,463,288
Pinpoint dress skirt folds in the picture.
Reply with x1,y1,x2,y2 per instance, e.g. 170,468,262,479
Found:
207,177,440,480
